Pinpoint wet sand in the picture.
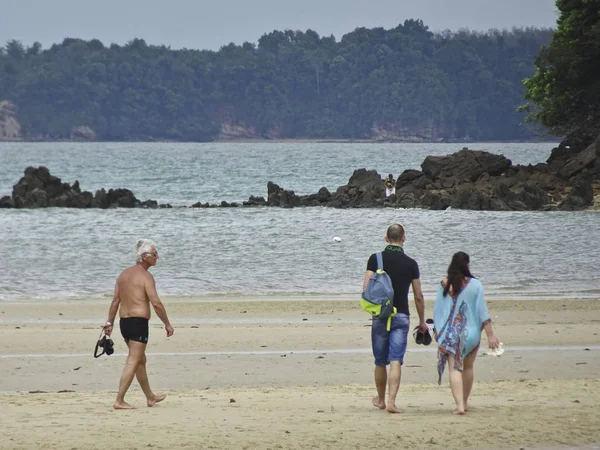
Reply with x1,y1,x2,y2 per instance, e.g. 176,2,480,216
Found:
1,297,599,449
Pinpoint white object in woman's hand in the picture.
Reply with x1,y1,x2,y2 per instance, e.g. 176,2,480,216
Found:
485,341,504,356
488,335,500,349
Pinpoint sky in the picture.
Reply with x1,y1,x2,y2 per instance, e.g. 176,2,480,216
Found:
1,0,559,51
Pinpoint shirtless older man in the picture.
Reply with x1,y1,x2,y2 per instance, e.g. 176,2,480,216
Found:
103,239,174,410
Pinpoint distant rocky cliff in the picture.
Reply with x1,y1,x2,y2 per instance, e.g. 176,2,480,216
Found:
0,100,98,142
217,122,258,140
371,122,447,142
0,101,22,140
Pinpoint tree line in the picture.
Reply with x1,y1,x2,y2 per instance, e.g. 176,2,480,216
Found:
0,20,554,142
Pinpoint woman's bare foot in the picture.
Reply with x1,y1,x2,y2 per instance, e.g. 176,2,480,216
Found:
452,409,466,415
386,404,404,414
147,393,167,407
113,401,135,410
372,396,386,409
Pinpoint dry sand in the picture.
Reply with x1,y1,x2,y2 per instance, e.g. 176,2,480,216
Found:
1,297,599,449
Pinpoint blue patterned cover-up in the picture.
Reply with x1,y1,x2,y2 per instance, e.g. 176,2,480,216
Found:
433,278,491,385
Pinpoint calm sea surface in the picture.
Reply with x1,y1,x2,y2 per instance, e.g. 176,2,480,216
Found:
1,141,598,301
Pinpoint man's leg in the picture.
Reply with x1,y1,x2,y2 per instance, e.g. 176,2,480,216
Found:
135,353,167,407
386,314,408,413
386,361,403,413
371,319,388,409
114,341,146,409
462,349,478,411
448,355,465,415
373,365,387,409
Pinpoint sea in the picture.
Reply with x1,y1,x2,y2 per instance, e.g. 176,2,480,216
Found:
0,141,598,302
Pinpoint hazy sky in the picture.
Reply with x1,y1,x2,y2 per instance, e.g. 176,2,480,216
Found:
1,0,559,51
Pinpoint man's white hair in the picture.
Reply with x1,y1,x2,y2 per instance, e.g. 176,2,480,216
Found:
135,239,157,263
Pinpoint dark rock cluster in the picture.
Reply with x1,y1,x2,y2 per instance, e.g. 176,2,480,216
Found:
0,166,170,209
227,137,599,211
249,137,599,211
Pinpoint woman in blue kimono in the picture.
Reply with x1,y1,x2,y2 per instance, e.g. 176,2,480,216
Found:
434,251,500,415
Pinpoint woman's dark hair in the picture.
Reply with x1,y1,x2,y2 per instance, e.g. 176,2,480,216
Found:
444,251,475,297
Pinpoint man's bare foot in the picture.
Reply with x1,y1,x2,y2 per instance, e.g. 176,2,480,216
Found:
147,393,167,407
113,401,135,410
372,396,386,409
386,405,404,414
452,409,466,415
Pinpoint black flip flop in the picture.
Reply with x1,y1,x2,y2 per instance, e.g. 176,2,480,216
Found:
413,319,435,346
422,329,432,346
412,326,424,345
422,319,435,346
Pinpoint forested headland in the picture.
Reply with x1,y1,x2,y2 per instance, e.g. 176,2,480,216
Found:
0,20,554,142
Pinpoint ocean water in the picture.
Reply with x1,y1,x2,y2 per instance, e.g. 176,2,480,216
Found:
1,141,598,302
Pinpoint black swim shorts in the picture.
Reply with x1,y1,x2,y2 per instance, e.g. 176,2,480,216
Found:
119,317,149,344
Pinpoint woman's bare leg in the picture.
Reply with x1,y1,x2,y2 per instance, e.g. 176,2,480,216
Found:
462,349,478,411
448,355,465,415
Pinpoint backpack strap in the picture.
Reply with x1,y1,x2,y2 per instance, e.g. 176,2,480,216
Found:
376,252,383,271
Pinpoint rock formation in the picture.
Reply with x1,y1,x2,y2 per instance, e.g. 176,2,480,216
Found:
240,137,600,211
0,167,169,209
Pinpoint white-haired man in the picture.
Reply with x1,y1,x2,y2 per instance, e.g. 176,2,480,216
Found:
104,239,174,409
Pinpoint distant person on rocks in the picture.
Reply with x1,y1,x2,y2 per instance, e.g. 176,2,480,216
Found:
363,224,427,413
433,251,500,415
103,239,174,410
384,174,396,197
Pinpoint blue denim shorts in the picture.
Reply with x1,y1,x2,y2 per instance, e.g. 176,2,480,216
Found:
371,313,410,366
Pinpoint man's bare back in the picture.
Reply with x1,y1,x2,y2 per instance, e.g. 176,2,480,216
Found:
116,265,154,320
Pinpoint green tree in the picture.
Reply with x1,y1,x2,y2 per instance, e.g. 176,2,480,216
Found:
522,0,600,135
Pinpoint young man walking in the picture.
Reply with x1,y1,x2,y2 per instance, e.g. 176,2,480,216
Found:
363,224,426,413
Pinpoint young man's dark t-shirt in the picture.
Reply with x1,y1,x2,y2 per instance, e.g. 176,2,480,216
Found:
366,245,420,316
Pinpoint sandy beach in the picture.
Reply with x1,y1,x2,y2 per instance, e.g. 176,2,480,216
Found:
1,297,599,449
